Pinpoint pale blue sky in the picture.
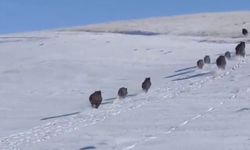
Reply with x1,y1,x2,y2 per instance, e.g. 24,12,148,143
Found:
0,0,249,34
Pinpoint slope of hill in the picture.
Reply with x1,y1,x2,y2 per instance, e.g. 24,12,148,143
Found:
0,11,249,150
66,11,250,37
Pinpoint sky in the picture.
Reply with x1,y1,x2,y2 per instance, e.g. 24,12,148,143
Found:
0,0,250,34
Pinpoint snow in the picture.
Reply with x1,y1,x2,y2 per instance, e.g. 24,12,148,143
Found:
68,11,250,37
0,11,250,150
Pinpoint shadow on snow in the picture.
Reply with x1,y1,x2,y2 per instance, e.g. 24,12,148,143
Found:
174,66,197,73
164,70,195,79
40,112,80,121
172,72,212,81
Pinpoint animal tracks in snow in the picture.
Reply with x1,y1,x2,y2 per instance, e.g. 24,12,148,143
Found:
0,94,152,149
0,56,246,149
123,89,241,150
122,58,246,150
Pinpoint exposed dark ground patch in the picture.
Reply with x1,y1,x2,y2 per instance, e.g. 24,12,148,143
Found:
113,30,159,36
236,108,250,112
0,36,49,44
66,29,160,36
79,146,96,150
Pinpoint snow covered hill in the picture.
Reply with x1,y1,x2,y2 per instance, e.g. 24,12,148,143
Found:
66,11,250,37
0,11,250,150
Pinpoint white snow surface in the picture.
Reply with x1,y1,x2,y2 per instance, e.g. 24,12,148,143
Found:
68,11,250,37
0,11,250,150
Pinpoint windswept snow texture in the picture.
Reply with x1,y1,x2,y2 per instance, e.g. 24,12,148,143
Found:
0,11,250,150
67,11,250,38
